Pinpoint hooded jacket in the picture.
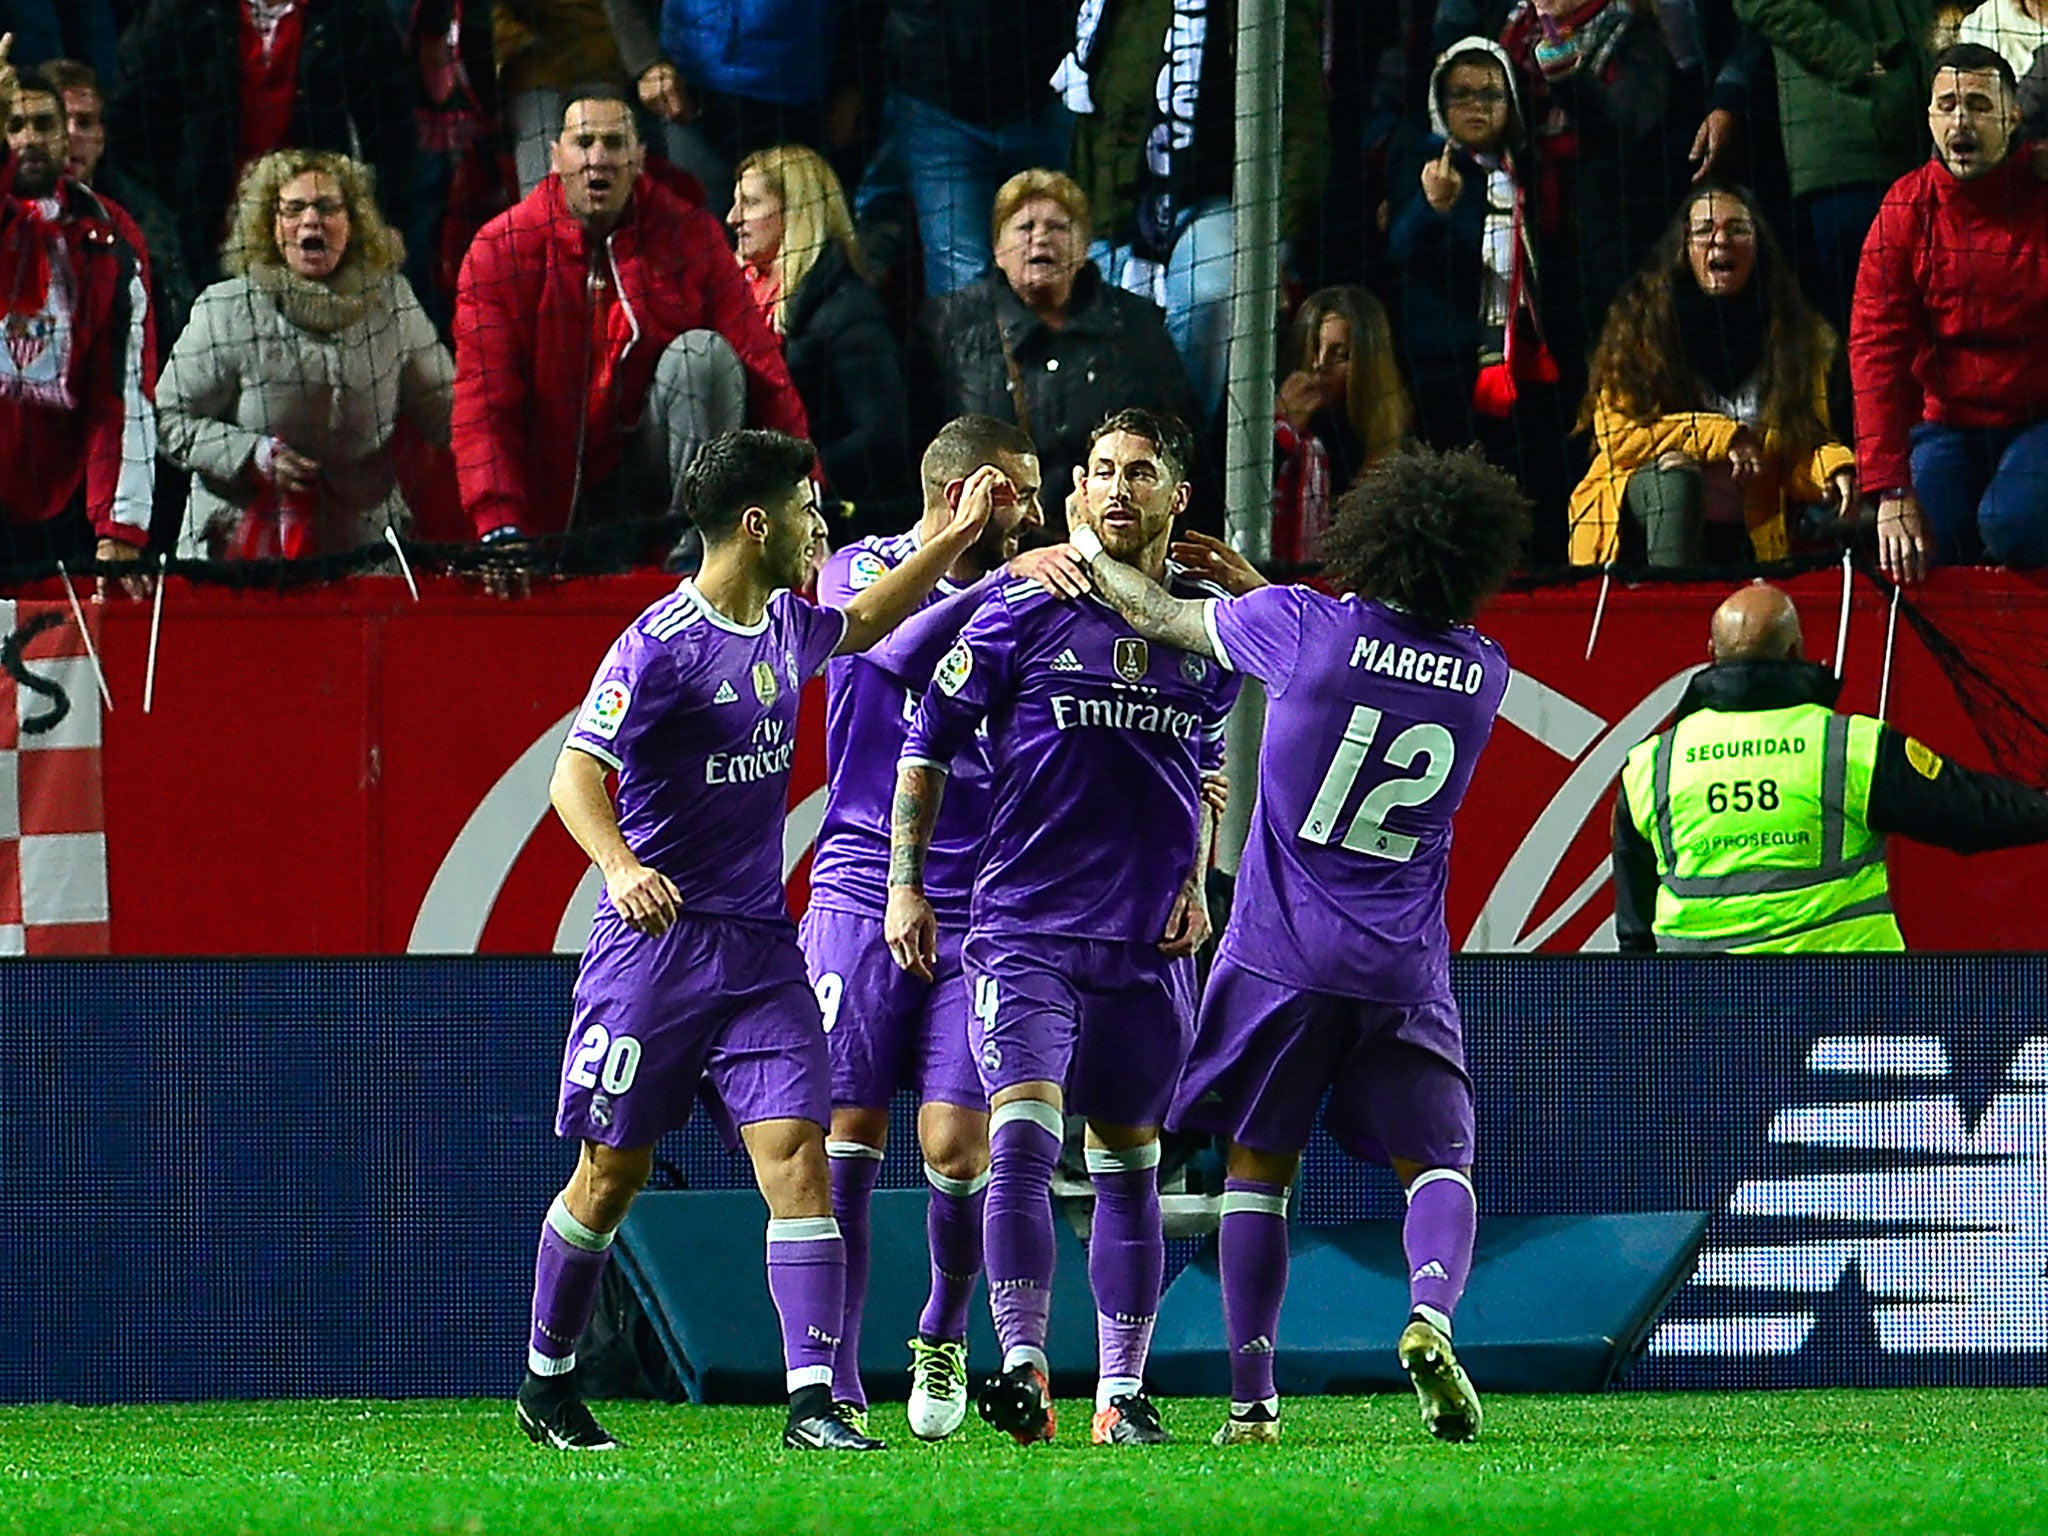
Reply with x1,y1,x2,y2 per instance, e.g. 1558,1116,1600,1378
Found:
0,159,155,547
452,171,807,539
1849,145,2048,496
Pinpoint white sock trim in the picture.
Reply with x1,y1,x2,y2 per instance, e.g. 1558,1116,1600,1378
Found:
990,1098,1064,1140
925,1163,992,1197
1405,1167,1475,1203
1095,1373,1143,1410
786,1365,833,1393
1084,1141,1161,1175
1411,1304,1454,1337
546,1196,615,1253
766,1216,843,1244
1002,1344,1049,1376
1219,1189,1289,1218
527,1347,577,1377
826,1140,886,1162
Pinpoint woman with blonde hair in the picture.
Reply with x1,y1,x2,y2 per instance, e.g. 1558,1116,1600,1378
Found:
158,149,454,559
728,144,912,531
1272,286,1414,564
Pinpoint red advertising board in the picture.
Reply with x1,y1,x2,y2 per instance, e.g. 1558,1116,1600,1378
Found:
6,566,2036,955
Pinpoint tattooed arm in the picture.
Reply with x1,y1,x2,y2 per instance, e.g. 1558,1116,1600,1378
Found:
1161,788,1218,957
1065,525,1220,659
884,760,950,980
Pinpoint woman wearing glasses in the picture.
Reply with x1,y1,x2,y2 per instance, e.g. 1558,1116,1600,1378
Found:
1567,182,1854,568
157,149,454,560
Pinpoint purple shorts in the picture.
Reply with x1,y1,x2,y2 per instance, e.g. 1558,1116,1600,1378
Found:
1169,952,1474,1168
558,910,830,1149
799,904,983,1111
960,931,1195,1129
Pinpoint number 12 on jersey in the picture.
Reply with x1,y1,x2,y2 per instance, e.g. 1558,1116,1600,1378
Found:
1299,704,1455,862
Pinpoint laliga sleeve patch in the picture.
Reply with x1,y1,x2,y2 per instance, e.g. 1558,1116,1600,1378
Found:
935,642,974,697
848,551,889,590
579,680,632,740
1904,737,1944,781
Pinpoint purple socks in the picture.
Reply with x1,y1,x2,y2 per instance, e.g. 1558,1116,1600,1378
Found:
766,1216,848,1393
920,1163,989,1342
983,1101,1063,1369
1404,1168,1477,1333
825,1141,885,1405
1218,1177,1290,1406
1087,1143,1164,1405
527,1195,615,1380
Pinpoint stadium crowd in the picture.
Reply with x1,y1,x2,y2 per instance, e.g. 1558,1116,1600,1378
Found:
3,2,2047,587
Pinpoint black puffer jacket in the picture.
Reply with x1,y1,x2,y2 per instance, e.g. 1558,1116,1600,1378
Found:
910,263,1201,530
105,0,415,288
783,242,914,524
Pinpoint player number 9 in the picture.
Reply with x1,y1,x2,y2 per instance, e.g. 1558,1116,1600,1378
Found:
814,973,844,1034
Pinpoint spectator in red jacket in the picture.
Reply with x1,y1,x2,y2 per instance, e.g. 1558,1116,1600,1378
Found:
0,50,154,577
1852,43,2048,583
452,87,808,569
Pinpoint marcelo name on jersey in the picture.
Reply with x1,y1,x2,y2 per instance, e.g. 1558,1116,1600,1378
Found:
1349,634,1488,695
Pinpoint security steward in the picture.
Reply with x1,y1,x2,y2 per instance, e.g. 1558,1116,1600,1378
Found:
1614,583,2048,952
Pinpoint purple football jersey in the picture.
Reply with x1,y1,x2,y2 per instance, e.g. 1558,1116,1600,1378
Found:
806,532,998,925
1204,586,1510,1003
564,580,848,925
904,575,1240,943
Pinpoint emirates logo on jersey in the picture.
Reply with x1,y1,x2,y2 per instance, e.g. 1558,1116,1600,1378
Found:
1114,637,1149,683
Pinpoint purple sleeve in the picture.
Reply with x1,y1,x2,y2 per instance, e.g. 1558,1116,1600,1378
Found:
779,590,852,679
902,588,1017,771
564,628,671,770
1205,586,1310,695
1198,662,1242,773
863,575,1000,686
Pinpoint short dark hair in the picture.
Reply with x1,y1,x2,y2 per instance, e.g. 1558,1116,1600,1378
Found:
9,70,63,110
559,85,641,139
36,58,100,98
683,430,817,543
1086,407,1193,484
921,414,1037,491
1322,443,1529,626
1934,42,2018,95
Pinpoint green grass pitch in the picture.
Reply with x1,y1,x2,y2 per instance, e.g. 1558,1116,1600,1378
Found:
5,1391,2045,1536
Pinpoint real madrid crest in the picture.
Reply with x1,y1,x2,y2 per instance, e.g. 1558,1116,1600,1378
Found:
1113,637,1149,683
752,659,780,706
1181,651,1207,684
784,649,800,690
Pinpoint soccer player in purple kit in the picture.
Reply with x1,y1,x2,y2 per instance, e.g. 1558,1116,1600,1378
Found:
888,409,1240,1448
519,429,1002,1455
1059,443,1530,1447
802,414,1089,1441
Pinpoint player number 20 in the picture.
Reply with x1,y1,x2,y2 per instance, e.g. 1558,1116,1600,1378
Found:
566,1025,643,1094
1298,704,1455,862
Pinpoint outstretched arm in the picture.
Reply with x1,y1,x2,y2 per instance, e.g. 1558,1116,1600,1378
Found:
1061,526,1219,659
835,466,1001,654
885,761,949,980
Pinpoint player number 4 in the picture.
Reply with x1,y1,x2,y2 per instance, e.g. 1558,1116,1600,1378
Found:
566,1025,643,1094
1299,704,1455,862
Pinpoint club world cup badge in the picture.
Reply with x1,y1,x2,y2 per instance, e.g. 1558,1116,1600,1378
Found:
1114,637,1150,683
1181,651,1207,684
752,660,779,707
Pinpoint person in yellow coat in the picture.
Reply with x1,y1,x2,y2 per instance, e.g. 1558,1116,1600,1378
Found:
1568,183,1857,568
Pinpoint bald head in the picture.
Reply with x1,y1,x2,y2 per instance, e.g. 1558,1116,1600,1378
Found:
1710,583,1804,664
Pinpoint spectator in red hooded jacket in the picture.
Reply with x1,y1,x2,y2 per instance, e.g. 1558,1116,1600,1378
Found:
0,45,154,577
452,86,807,571
1852,43,2048,583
